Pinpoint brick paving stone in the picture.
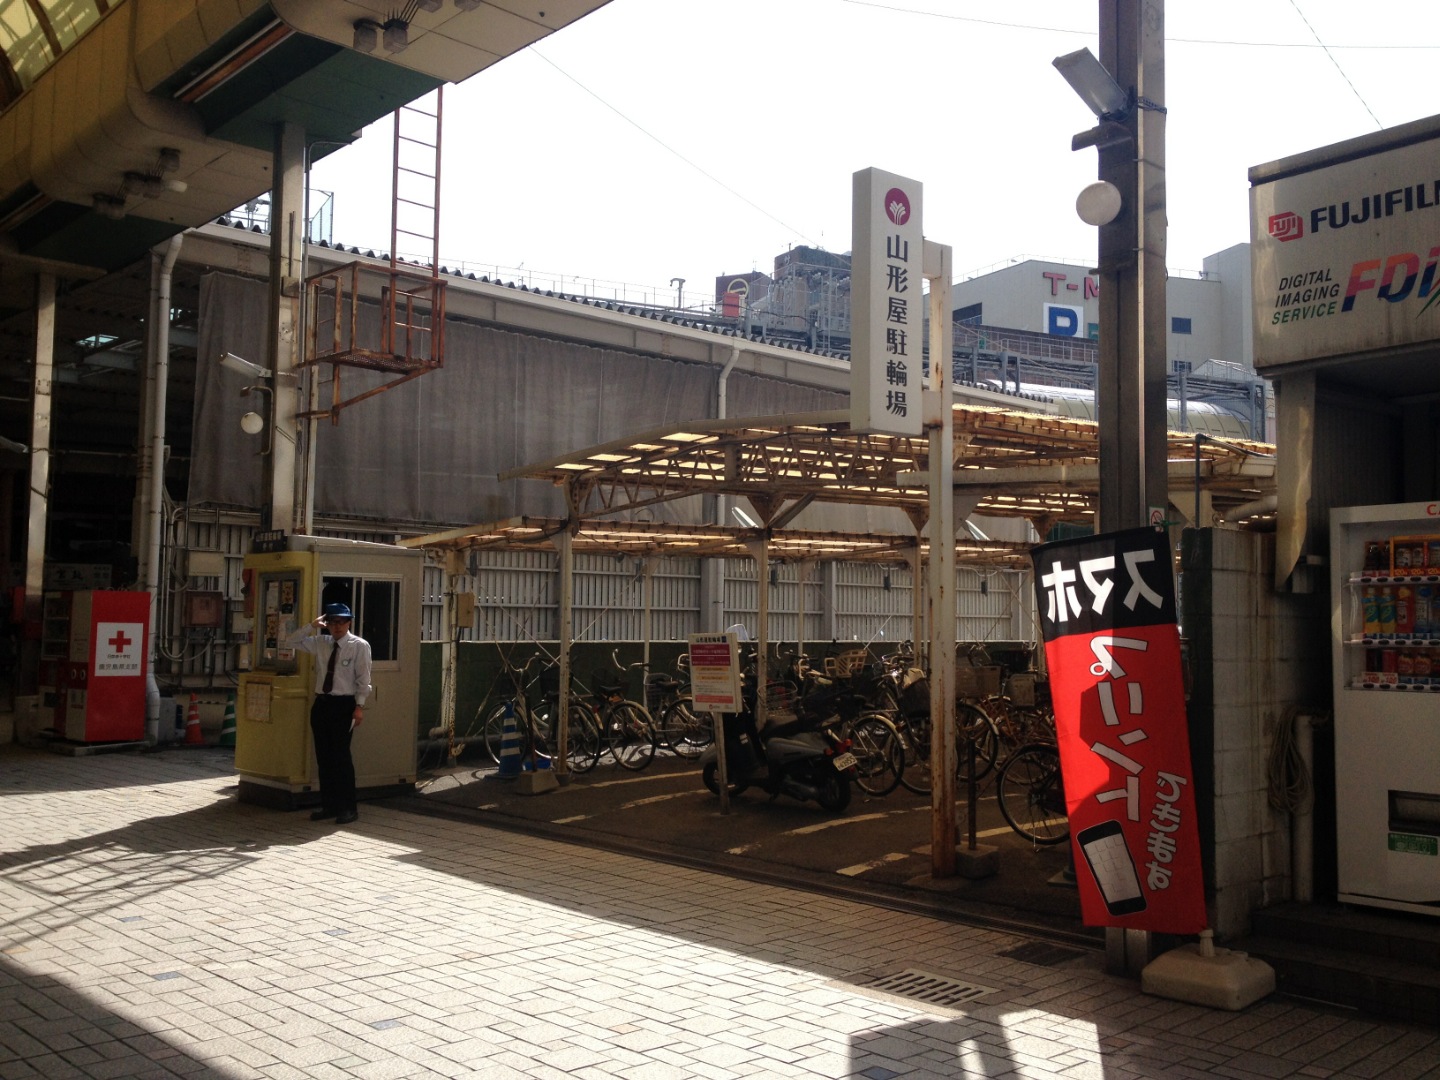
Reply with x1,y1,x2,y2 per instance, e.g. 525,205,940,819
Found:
7,748,1440,1080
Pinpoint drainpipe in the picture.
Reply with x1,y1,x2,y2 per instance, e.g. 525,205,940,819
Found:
144,234,183,743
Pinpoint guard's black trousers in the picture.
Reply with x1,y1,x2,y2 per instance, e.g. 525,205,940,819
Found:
310,694,357,814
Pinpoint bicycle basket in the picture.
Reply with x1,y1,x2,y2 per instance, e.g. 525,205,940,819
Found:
824,649,869,677
898,670,931,717
955,664,1002,698
765,679,798,719
1007,672,1037,707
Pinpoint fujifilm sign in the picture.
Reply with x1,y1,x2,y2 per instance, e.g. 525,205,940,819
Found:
1250,130,1440,369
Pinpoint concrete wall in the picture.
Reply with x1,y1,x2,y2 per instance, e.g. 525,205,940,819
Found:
1181,526,1331,938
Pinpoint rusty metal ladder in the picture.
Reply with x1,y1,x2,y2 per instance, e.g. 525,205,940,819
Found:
300,86,447,423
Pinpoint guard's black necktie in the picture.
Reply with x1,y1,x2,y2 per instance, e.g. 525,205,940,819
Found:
323,642,339,694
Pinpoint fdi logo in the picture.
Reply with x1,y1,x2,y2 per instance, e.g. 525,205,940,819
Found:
1269,212,1304,242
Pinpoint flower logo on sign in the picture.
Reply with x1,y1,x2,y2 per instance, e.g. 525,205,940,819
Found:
885,188,911,226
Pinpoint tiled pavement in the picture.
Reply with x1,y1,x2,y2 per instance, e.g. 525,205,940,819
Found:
2,746,1439,1080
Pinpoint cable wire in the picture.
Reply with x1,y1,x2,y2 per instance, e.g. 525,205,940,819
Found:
1286,0,1383,128
528,47,817,246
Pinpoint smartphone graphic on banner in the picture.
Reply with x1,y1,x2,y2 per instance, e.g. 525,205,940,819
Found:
1076,820,1147,916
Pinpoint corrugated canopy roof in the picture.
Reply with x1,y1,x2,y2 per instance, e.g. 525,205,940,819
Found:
494,404,1276,535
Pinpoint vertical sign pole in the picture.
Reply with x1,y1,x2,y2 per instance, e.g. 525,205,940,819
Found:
555,528,573,778
925,240,956,878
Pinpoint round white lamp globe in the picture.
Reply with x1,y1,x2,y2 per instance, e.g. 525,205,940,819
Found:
1076,180,1123,227
240,411,265,435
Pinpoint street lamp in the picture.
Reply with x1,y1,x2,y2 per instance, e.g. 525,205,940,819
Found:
1052,16,1169,537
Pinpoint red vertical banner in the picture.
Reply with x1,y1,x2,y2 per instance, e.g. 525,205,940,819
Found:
1032,528,1207,934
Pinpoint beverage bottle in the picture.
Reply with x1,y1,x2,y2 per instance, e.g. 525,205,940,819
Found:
1416,586,1433,636
1364,541,1385,571
1397,586,1414,635
1378,586,1397,635
1362,587,1380,635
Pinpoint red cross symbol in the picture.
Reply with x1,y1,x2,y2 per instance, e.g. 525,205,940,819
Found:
108,629,132,653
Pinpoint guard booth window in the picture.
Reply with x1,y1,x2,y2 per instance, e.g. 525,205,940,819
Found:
321,576,401,664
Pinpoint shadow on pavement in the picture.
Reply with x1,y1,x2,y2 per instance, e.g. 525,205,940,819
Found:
0,743,237,795
0,954,235,1080
387,752,1095,946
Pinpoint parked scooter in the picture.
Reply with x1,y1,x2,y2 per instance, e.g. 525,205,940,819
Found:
699,670,858,812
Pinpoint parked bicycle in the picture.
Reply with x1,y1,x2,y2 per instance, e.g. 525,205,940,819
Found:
478,649,553,765
583,651,658,771
644,652,712,759
995,741,1069,845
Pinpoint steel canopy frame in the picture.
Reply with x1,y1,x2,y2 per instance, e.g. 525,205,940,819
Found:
497,404,1276,533
400,515,1031,568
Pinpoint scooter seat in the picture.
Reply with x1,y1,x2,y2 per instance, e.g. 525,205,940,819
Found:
765,732,827,758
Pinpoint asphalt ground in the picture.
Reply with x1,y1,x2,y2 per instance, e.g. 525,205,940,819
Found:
392,746,1092,946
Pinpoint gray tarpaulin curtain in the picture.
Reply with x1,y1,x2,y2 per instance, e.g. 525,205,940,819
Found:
189,272,888,530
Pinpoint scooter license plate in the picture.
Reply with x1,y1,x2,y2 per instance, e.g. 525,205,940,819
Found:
832,752,858,772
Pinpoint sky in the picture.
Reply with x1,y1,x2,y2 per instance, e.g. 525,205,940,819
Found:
305,0,1440,311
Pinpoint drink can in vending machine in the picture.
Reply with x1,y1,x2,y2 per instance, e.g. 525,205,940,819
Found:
1379,587,1397,635
1395,543,1413,572
1416,586,1434,636
1363,587,1381,635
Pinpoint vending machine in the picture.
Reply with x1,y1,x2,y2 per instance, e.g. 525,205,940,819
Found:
39,590,150,742
235,534,422,809
1331,501,1440,915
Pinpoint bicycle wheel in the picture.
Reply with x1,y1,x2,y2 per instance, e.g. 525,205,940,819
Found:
844,712,904,796
606,701,657,771
897,713,932,795
525,702,554,762
562,704,603,774
996,743,1070,845
955,702,999,782
658,697,711,759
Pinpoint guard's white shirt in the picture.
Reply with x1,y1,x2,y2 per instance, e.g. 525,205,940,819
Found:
285,625,373,705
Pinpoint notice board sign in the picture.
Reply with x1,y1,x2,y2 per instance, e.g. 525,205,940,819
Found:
688,632,741,715
1032,527,1207,934
851,166,923,436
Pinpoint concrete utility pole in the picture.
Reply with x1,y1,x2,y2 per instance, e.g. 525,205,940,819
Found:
264,122,305,533
1096,0,1168,975
1096,0,1168,532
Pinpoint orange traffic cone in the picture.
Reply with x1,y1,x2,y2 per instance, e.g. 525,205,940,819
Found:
184,693,203,745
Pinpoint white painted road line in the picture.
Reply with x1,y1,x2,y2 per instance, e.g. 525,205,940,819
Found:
837,852,912,876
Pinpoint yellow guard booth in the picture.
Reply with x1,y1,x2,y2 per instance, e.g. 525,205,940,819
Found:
235,534,422,809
